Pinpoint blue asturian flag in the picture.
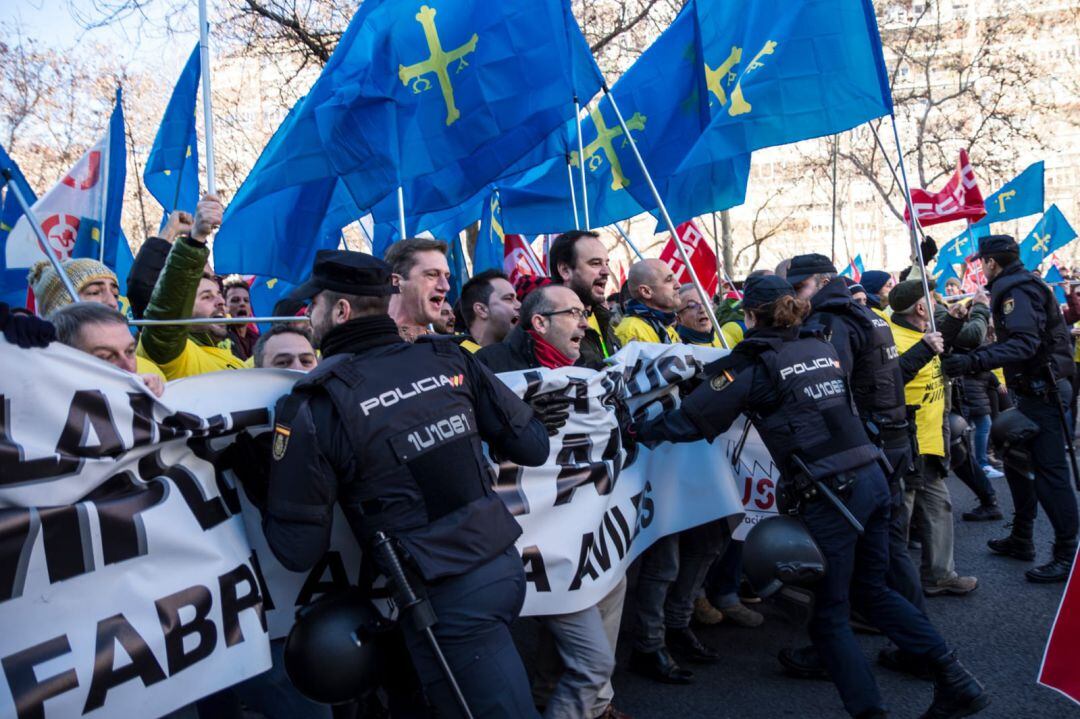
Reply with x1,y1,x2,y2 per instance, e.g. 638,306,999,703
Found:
474,190,506,273
971,161,1044,229
313,0,604,216
0,144,38,307
664,0,892,223
1043,263,1068,306
1020,205,1077,271
144,45,201,221
934,224,989,279
446,232,470,304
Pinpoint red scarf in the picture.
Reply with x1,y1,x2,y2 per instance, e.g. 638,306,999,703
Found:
527,329,575,369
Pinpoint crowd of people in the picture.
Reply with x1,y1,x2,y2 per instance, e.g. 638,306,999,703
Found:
4,191,1078,719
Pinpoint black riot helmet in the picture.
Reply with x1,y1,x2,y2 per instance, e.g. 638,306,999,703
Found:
743,515,827,597
283,589,393,705
948,413,971,471
990,409,1040,478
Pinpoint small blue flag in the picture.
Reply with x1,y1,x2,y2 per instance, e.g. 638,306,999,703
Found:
474,191,505,273
0,145,38,307
144,45,201,221
314,0,604,216
665,0,891,222
1020,205,1077,271
1044,263,1068,306
971,161,1044,229
446,233,470,304
840,254,864,280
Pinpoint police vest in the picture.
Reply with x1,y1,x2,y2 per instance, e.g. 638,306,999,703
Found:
991,268,1074,389
310,340,521,581
746,335,881,482
814,301,906,424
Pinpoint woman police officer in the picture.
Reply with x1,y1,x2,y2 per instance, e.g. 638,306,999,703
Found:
633,275,987,719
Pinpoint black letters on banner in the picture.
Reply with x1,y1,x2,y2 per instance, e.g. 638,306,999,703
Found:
295,551,351,608
155,585,218,676
492,461,529,517
219,563,266,647
83,613,167,712
0,397,81,485
1,634,79,719
553,433,616,506
0,508,38,603
520,545,550,592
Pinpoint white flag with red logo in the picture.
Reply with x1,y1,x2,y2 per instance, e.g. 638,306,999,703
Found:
658,221,719,297
904,149,986,227
1039,549,1080,707
960,258,987,293
5,135,110,269
503,234,546,286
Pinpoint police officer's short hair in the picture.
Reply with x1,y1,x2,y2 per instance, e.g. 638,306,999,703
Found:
321,290,391,317
49,302,128,347
520,285,559,329
549,230,600,281
253,324,315,368
384,238,448,278
460,269,509,328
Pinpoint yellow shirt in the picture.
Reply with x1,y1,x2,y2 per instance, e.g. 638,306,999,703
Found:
135,355,166,381
614,315,680,345
720,321,745,348
889,317,945,457
139,337,245,380
460,338,483,354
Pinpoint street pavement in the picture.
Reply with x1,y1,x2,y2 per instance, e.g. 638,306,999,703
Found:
518,473,1079,719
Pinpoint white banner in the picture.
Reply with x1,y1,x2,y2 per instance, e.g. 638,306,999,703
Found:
0,338,777,716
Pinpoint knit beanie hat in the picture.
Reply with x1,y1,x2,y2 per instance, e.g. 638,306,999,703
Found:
28,258,118,317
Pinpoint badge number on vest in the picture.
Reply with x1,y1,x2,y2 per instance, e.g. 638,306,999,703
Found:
272,424,291,460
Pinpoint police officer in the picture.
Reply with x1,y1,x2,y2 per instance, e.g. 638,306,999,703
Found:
634,275,988,719
264,250,551,717
943,235,1079,583
781,254,941,679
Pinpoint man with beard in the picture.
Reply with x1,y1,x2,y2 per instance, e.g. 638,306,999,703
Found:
549,230,619,368
223,276,260,361
461,269,521,349
262,249,550,717
385,238,453,342
137,193,245,379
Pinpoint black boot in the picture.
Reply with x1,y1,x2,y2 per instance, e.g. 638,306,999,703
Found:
878,646,933,680
919,652,989,719
628,648,694,684
665,627,720,664
777,645,829,680
1025,543,1076,584
987,533,1035,561
961,502,1003,522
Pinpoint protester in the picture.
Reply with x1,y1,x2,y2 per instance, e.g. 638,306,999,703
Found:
223,275,260,360
258,249,550,718
675,284,722,347
842,277,868,305
888,280,979,596
460,269,521,349
252,324,318,371
384,237,452,342
137,194,246,378
50,302,165,397
477,284,587,372
634,274,989,719
944,277,963,297
549,230,619,367
433,298,456,334
615,259,681,345
127,209,194,319
861,270,894,313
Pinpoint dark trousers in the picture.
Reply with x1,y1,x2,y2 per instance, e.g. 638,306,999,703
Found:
706,537,744,606
400,547,539,719
953,445,997,505
801,463,949,717
880,439,925,612
1005,391,1079,553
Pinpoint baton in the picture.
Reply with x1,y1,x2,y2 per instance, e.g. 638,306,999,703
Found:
129,315,311,327
372,532,474,719
1044,364,1080,492
791,455,864,534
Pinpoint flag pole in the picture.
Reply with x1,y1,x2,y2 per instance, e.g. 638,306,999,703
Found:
573,97,591,231
198,0,217,196
886,114,937,334
600,85,728,349
711,212,721,281
99,90,114,263
0,170,80,303
396,186,407,238
565,154,581,230
830,134,838,264
612,222,644,261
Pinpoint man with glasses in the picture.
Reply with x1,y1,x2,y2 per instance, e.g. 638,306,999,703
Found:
675,284,723,347
477,284,588,372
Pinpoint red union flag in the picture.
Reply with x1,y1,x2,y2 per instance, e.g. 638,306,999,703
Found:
659,221,719,297
504,234,545,286
904,149,987,227
1039,549,1080,707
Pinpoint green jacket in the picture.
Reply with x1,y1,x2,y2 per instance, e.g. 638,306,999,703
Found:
934,300,990,352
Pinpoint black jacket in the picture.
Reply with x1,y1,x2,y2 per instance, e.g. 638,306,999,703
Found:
126,236,173,319
580,302,620,369
475,325,541,372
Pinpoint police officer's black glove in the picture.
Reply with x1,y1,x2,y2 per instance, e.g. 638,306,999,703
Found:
528,394,572,436
224,431,272,510
942,353,974,378
0,303,56,348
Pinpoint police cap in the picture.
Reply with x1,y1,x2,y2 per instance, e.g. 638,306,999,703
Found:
976,234,1020,258
786,254,837,285
289,250,399,301
742,274,794,310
